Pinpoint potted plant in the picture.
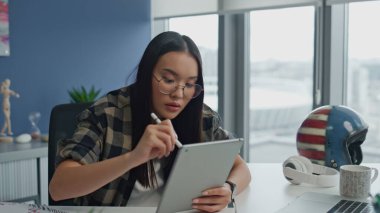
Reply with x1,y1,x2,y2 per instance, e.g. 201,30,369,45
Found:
68,86,101,103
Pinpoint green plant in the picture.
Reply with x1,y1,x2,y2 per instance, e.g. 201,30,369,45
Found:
68,85,101,103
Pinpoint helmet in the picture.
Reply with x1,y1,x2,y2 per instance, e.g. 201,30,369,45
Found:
296,105,368,170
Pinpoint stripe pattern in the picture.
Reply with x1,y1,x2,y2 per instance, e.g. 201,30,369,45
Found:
296,106,332,165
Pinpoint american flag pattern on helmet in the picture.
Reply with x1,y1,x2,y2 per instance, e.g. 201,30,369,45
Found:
297,105,368,169
296,106,332,166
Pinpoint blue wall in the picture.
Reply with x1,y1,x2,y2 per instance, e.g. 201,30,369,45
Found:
0,0,151,136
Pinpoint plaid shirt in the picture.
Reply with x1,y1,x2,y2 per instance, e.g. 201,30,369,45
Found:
56,85,231,206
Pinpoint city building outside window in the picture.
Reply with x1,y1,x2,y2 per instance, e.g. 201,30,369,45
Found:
249,7,315,162
347,1,380,162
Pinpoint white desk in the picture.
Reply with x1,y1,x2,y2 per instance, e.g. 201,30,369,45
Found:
2,163,380,213
238,163,380,213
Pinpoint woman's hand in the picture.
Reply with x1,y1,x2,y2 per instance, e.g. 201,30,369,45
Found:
192,184,232,212
130,119,177,165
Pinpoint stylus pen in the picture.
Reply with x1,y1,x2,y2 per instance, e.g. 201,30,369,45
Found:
150,112,183,148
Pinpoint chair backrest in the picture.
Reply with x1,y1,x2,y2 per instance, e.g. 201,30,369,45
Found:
48,102,93,205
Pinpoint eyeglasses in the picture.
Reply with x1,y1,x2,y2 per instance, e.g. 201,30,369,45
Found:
153,74,203,99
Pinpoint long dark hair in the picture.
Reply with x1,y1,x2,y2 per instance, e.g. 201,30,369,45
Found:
130,31,204,188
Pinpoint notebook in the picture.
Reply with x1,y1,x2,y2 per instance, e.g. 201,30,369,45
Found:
276,192,374,213
156,138,244,213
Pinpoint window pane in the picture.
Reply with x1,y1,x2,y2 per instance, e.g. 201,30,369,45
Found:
347,1,380,162
249,7,314,162
169,15,219,111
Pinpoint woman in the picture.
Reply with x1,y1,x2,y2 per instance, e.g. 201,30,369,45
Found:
49,31,251,212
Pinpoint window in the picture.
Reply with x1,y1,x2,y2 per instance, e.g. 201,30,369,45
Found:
347,1,380,162
154,1,380,164
249,7,315,162
168,15,219,111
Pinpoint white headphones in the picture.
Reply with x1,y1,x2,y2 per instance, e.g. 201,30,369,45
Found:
283,155,339,188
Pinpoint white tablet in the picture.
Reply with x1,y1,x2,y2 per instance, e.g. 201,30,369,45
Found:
156,138,244,213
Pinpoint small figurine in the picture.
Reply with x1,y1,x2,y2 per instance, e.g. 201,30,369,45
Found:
0,79,20,141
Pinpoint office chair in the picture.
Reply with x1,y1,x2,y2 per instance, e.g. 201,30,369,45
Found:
48,102,93,205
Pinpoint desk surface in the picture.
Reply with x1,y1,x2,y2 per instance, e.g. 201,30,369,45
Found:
0,140,47,163
2,163,380,213
62,163,380,213
239,163,380,213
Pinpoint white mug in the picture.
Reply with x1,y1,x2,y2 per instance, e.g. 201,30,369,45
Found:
340,165,378,199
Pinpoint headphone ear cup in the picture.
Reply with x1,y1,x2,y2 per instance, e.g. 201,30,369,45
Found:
283,156,306,185
293,156,313,174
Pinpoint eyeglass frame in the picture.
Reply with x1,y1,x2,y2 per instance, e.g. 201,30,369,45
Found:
152,73,203,99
